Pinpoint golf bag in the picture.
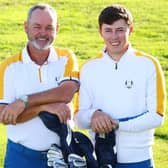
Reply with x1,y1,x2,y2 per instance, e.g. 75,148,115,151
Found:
39,111,98,168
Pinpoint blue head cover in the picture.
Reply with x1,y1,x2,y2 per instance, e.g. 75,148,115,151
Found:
39,111,74,162
73,132,98,168
39,111,98,167
95,131,117,167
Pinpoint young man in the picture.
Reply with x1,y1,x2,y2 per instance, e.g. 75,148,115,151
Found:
75,4,166,168
0,3,79,168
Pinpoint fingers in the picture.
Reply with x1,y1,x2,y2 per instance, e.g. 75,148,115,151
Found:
4,115,15,125
0,106,17,125
0,109,5,122
91,118,113,133
0,108,9,124
56,110,66,123
0,101,25,125
1,113,13,125
45,103,71,124
58,106,71,124
91,110,114,133
0,108,11,124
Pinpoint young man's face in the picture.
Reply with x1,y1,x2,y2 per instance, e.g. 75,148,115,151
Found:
25,9,57,50
99,19,133,60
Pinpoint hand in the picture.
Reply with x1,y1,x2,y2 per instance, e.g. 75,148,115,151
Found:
91,110,118,133
0,100,25,125
41,103,71,124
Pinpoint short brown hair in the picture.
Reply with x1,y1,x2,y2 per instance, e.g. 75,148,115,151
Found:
98,4,133,28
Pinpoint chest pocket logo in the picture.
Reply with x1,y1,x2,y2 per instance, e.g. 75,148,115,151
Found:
125,80,133,89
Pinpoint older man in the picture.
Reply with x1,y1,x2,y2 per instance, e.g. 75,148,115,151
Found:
0,3,79,168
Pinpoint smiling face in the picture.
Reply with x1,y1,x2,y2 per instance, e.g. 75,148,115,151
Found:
99,19,133,61
25,8,57,51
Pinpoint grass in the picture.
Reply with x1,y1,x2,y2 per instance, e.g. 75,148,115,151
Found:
0,0,168,167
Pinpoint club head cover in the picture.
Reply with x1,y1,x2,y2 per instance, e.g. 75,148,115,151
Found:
39,111,63,134
39,112,99,167
39,111,73,163
72,132,99,168
95,130,117,167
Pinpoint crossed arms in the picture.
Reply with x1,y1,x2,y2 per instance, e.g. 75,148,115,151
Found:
0,81,79,124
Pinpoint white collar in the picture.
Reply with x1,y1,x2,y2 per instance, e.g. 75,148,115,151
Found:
22,46,58,64
102,44,134,63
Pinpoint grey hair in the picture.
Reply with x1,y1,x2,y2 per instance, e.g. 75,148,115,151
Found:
27,3,57,22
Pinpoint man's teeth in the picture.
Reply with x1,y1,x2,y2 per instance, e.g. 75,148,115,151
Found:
38,38,46,40
111,42,119,46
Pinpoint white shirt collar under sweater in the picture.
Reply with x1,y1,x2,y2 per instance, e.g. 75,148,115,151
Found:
22,45,58,64
102,44,134,66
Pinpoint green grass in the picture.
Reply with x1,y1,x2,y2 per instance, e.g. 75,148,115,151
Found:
0,0,168,167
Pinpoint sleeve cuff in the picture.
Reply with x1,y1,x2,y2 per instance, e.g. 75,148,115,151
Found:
58,77,80,85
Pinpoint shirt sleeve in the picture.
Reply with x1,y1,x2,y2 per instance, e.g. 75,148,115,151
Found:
58,49,79,84
0,63,16,104
74,65,97,129
119,58,166,132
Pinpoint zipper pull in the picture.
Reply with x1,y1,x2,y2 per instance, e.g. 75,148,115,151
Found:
115,63,118,70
